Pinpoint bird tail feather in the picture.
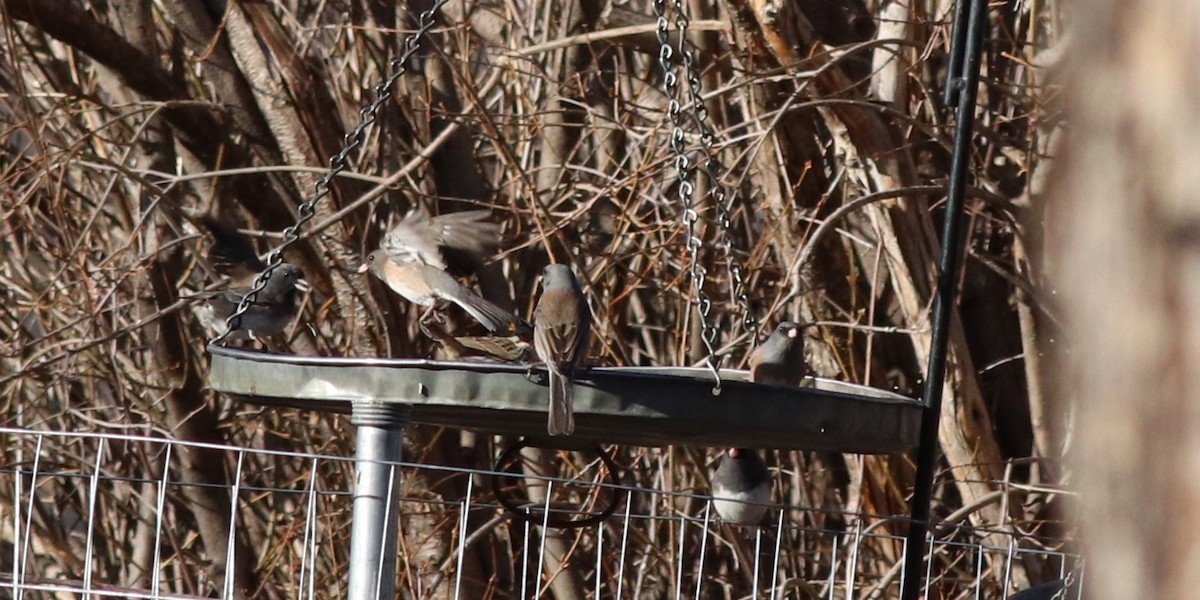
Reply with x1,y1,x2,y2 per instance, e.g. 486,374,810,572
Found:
454,292,528,335
547,371,575,435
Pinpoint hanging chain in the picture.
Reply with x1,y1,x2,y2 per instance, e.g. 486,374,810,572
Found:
654,0,723,392
671,0,757,342
1049,562,1080,600
212,0,450,345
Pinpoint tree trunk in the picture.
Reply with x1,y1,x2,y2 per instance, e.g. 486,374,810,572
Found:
1046,1,1200,597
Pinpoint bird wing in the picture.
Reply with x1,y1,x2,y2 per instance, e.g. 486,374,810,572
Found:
382,210,446,269
430,210,501,259
382,209,500,273
197,215,266,283
534,290,588,370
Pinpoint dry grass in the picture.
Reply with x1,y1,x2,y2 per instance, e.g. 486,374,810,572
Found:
0,0,1069,598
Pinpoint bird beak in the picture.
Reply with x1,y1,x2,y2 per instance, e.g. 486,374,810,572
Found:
356,263,370,275
294,279,311,293
786,327,798,338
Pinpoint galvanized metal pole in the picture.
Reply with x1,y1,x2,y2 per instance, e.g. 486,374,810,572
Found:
899,0,989,598
347,403,410,600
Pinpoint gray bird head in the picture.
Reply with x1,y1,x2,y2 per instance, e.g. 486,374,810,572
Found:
714,447,770,489
541,263,580,290
757,321,806,364
762,321,802,347
358,250,386,276
261,263,305,298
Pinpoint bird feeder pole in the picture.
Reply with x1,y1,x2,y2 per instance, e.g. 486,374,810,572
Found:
899,0,990,598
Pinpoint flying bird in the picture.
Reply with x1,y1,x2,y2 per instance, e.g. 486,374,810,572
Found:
361,208,527,334
360,251,526,335
380,209,501,275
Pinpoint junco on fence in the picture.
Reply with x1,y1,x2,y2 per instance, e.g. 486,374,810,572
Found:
533,264,592,436
711,447,772,526
381,209,501,275
748,321,809,386
194,263,305,339
359,251,526,334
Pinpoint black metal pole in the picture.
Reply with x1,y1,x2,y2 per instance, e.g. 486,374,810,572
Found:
942,0,973,108
899,1,989,599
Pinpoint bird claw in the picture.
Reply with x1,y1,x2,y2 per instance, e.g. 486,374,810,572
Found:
418,318,436,340
524,362,547,384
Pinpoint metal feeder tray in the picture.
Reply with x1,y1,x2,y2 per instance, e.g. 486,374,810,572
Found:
209,346,921,453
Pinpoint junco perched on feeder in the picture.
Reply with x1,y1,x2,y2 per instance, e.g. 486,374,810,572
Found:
748,321,809,386
359,251,526,335
533,264,592,436
194,263,306,339
381,208,501,275
711,447,772,526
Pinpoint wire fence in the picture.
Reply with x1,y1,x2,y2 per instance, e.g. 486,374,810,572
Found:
1,427,1078,599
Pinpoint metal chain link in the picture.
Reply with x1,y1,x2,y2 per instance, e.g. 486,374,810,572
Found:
671,0,757,342
654,0,723,392
1050,563,1080,600
211,0,450,345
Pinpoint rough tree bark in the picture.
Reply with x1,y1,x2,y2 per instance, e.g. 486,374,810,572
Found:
1046,0,1200,598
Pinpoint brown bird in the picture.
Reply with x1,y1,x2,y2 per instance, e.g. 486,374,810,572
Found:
533,264,592,436
359,251,526,334
454,335,534,362
193,263,305,340
748,321,808,386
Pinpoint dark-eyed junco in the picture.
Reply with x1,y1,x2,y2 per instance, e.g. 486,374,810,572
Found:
359,251,526,334
381,209,501,275
711,447,772,525
748,321,808,386
194,263,305,339
533,264,592,436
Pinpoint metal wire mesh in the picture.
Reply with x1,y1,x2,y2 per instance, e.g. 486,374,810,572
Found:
0,427,1079,599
